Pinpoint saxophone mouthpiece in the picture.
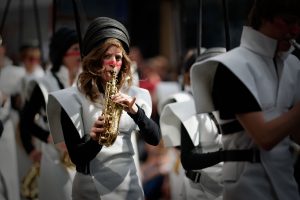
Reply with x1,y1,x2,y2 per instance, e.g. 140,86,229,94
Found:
290,39,300,50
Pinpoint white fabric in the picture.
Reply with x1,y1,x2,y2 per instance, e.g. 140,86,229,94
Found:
0,66,22,200
191,26,300,200
47,86,152,144
156,81,181,115
38,143,75,200
0,106,20,200
47,85,152,199
159,91,223,199
0,65,25,95
28,69,75,200
17,65,45,103
166,148,186,200
72,172,101,200
160,98,199,147
158,91,192,115
15,66,45,184
55,66,72,88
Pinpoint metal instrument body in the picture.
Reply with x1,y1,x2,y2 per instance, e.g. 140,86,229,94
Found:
21,163,40,200
99,70,123,147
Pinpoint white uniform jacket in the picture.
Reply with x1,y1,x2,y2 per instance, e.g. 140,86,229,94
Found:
160,92,223,199
47,85,152,200
191,26,300,200
29,68,75,200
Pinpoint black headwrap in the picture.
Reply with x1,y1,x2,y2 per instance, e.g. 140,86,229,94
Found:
49,27,78,72
82,17,130,57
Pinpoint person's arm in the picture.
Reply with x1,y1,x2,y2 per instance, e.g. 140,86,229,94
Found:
60,108,102,166
237,104,300,150
213,64,300,150
128,105,161,146
19,85,49,154
111,92,161,146
180,124,220,170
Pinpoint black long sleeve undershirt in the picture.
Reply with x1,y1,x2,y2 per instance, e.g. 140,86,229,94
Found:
128,105,161,146
19,85,49,154
180,124,221,170
212,64,261,119
60,104,161,173
181,64,262,171
61,108,102,169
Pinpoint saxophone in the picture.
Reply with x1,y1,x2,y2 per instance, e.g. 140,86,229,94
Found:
21,148,74,200
60,150,75,169
99,70,123,147
21,162,40,200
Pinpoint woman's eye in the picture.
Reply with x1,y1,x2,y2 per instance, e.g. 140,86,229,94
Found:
104,54,111,59
116,55,122,61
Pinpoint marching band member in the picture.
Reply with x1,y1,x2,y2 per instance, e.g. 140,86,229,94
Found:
160,48,225,200
46,17,161,200
191,0,300,199
0,37,22,200
19,27,81,200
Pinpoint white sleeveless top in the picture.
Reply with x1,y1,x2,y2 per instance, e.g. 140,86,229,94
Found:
47,85,152,200
191,26,300,200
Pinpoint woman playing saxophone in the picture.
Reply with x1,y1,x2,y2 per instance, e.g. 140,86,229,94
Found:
46,17,161,200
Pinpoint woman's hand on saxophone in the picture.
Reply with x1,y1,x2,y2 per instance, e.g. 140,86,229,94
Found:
29,149,42,163
111,92,138,114
90,115,106,141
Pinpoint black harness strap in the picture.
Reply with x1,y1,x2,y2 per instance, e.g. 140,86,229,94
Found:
220,120,244,135
220,148,260,163
185,148,260,182
208,112,222,134
52,72,65,90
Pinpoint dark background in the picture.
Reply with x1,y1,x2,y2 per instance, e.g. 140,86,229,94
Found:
0,0,254,67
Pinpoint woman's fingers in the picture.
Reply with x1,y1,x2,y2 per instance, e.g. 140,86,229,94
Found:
111,93,136,108
90,117,106,141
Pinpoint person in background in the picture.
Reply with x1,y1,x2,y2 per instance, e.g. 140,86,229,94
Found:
140,141,171,200
46,17,161,200
17,41,44,107
13,41,46,197
191,0,300,199
0,36,21,200
129,46,144,86
180,48,224,200
159,48,225,200
19,27,81,200
139,57,162,123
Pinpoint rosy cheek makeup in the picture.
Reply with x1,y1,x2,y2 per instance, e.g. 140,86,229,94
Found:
103,60,122,69
64,51,81,57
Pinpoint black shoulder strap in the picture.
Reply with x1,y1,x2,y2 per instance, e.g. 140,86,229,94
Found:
208,112,222,134
52,72,65,90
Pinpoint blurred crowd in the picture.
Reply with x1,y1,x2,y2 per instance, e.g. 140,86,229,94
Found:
0,32,191,200
1,1,300,196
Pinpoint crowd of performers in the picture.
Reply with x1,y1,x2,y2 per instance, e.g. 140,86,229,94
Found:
1,0,300,199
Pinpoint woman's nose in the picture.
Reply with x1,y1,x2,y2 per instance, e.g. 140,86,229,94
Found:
107,58,117,67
